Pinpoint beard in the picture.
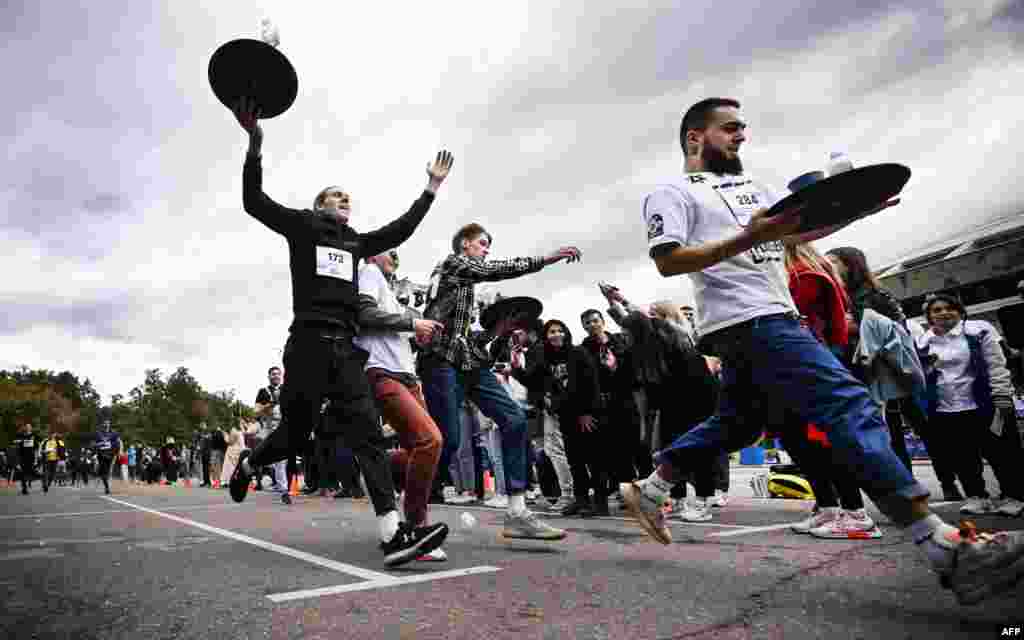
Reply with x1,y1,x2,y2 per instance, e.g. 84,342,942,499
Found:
702,144,743,175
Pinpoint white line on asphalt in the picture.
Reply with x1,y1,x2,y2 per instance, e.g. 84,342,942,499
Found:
0,548,65,561
0,503,239,520
1,536,127,547
431,503,752,529
103,496,393,581
266,566,503,603
708,523,797,538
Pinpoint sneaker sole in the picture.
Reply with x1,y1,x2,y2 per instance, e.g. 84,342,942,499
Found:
810,528,883,540
384,524,449,568
501,528,567,540
620,483,672,545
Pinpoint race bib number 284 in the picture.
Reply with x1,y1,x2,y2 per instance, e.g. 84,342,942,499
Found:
315,246,353,282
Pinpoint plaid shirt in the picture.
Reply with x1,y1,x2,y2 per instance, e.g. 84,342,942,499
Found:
421,253,545,371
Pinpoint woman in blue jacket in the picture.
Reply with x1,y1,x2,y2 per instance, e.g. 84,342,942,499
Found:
917,293,1022,517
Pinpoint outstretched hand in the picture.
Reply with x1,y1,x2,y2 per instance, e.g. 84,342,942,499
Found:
426,150,455,193
413,319,444,344
545,246,582,266
232,97,263,155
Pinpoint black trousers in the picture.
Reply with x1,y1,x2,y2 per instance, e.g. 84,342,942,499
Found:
19,458,34,492
884,400,915,475
97,455,113,490
780,430,864,510
651,384,716,499
603,395,652,484
928,409,1023,500
560,412,615,501
42,461,57,490
250,329,395,515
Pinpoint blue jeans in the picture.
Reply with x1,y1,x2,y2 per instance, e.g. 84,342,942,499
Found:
422,360,529,495
655,313,929,525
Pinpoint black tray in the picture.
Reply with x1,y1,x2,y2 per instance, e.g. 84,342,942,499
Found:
767,163,911,233
208,39,298,119
480,296,543,332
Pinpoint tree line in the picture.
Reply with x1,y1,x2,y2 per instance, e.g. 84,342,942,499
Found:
1,366,254,450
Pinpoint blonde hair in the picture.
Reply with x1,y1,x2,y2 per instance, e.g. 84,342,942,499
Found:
785,242,842,282
649,300,684,324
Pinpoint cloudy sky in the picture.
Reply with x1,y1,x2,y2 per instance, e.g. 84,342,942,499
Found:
2,1,1022,403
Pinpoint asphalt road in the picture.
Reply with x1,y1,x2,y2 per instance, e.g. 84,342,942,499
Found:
1,465,1021,640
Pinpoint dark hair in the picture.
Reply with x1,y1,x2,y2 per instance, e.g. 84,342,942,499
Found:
924,293,967,320
825,246,881,293
542,319,573,347
451,223,493,254
580,309,603,324
268,366,281,376
679,98,741,155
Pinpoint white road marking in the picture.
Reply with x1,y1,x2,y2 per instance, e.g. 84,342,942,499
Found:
1,536,126,547
0,548,65,561
0,503,239,520
266,566,503,603
709,523,800,538
103,496,392,581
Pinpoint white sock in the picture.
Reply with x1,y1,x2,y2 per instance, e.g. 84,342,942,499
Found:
910,515,959,570
508,493,527,515
379,510,400,543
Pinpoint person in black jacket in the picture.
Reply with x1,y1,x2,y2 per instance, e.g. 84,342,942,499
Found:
226,97,452,567
580,309,650,488
514,319,604,516
602,286,721,521
13,422,39,495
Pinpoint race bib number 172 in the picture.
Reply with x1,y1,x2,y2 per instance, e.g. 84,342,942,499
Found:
315,246,353,282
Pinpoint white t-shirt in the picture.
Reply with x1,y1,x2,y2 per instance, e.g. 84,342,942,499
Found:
643,172,796,335
353,263,416,376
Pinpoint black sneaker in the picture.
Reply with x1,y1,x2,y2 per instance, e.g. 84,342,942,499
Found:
281,493,292,505
380,522,449,568
229,451,253,503
561,498,593,518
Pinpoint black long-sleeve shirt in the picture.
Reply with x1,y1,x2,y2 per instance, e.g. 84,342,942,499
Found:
243,155,436,333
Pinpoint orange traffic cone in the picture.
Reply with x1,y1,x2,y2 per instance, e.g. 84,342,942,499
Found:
289,474,300,496
183,477,191,488
213,478,220,489
483,471,495,495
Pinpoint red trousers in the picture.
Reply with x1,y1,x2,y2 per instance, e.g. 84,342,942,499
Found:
368,369,442,526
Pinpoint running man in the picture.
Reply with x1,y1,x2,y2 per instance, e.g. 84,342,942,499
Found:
354,249,449,561
418,222,581,540
622,97,1024,605
226,97,452,567
91,421,121,495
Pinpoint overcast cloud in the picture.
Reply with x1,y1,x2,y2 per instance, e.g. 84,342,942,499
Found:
2,0,1022,402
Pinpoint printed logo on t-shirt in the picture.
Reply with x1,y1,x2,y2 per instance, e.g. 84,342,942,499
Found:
749,240,784,265
315,246,353,282
647,213,664,240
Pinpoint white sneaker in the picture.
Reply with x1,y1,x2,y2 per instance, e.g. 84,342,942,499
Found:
549,495,573,512
791,506,841,534
416,547,448,562
960,497,996,515
446,492,477,505
442,486,457,501
707,490,729,508
810,510,882,539
997,498,1024,517
679,500,713,522
525,488,541,502
484,494,509,509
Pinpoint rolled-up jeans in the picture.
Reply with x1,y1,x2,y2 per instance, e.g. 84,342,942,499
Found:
421,358,529,495
654,313,929,525
448,401,479,494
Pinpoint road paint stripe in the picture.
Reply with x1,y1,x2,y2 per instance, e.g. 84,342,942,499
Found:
0,503,239,520
709,523,798,538
103,496,393,581
0,548,65,561
266,566,503,603
430,502,752,529
1,536,127,547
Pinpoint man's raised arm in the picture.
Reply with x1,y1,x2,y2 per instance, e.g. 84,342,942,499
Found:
234,97,306,237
